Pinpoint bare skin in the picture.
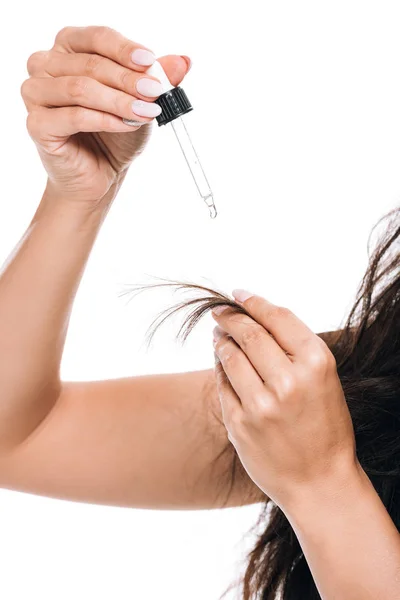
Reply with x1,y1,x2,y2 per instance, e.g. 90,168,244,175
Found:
0,26,265,510
0,26,334,512
210,295,400,598
3,25,399,600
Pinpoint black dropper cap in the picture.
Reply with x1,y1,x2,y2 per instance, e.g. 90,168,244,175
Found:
153,86,193,127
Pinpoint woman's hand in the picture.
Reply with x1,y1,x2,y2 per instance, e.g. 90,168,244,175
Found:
20,26,191,205
211,290,359,513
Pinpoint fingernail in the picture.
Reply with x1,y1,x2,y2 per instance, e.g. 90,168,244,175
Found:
131,49,156,66
136,78,164,98
122,118,144,127
232,289,254,303
212,305,229,316
213,325,225,342
132,100,162,118
181,55,192,72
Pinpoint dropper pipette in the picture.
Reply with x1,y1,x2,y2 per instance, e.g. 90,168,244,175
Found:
145,61,217,219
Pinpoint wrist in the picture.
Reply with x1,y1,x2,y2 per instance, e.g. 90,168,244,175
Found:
283,460,371,527
32,180,114,229
35,171,128,223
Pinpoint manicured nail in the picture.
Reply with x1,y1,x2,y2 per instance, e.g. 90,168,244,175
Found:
132,100,162,118
213,325,225,342
131,49,156,66
212,305,229,317
136,78,164,98
122,118,144,127
181,55,192,72
232,289,254,303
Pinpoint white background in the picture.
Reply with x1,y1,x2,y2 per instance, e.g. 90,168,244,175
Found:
0,1,399,598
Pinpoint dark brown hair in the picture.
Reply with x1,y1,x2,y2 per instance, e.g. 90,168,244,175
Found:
121,206,400,599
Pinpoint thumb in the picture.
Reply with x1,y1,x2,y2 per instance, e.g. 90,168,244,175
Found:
156,54,191,88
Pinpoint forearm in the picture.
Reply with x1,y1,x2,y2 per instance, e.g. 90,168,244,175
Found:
286,464,400,600
0,180,117,450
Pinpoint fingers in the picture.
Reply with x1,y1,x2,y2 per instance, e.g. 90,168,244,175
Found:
26,106,147,141
157,55,191,88
21,76,161,123
211,306,290,384
213,328,267,414
28,51,165,103
214,354,242,428
53,26,156,72
232,293,317,360
22,26,192,145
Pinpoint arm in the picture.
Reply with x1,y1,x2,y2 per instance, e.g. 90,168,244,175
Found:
285,465,400,600
1,25,342,511
0,186,341,510
0,368,262,510
211,292,400,598
0,184,263,509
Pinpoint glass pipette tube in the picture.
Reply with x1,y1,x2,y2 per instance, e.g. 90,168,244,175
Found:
170,117,217,218
146,60,217,219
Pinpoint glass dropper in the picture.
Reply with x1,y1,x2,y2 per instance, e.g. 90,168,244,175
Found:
146,60,217,219
170,117,216,218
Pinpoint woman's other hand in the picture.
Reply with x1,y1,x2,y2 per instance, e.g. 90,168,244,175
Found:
211,290,360,514
20,26,191,205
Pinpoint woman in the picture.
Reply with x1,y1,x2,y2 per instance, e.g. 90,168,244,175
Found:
1,24,399,600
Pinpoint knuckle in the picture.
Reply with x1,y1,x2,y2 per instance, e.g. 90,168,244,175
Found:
220,346,236,367
306,344,334,374
275,372,297,399
20,78,33,100
55,26,73,44
116,96,127,117
308,352,325,373
91,25,114,44
26,51,47,75
99,111,115,129
67,106,82,128
257,398,278,420
66,76,90,100
26,110,42,137
258,304,292,324
116,39,133,62
214,337,229,355
84,54,103,77
241,324,264,348
272,305,292,319
70,106,89,128
253,390,269,409
223,353,235,368
118,68,135,90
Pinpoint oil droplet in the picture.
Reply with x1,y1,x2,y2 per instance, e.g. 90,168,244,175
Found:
203,194,217,219
209,205,217,219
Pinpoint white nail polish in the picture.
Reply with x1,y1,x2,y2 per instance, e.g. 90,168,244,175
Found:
131,49,156,66
136,78,164,97
132,100,162,118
